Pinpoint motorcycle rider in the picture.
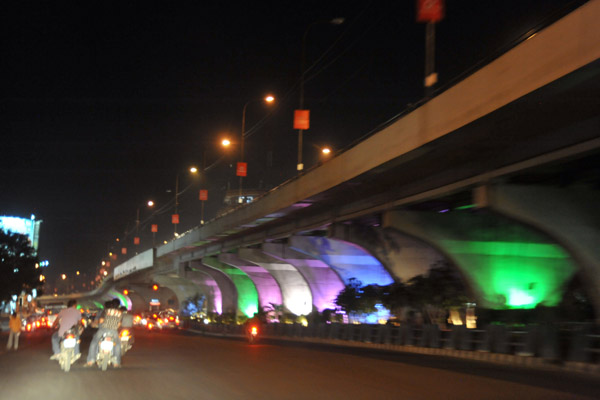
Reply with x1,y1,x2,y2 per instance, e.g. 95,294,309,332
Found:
84,299,123,368
50,299,82,360
119,306,133,330
119,305,134,351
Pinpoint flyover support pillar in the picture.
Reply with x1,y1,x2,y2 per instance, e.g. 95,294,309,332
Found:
484,184,600,322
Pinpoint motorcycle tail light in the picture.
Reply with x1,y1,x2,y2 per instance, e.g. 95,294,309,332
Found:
26,324,32,331
120,330,130,337
251,326,258,335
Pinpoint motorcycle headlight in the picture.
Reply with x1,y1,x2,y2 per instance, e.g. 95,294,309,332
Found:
63,337,77,348
100,339,114,352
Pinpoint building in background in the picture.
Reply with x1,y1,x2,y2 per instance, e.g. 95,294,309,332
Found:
0,215,42,254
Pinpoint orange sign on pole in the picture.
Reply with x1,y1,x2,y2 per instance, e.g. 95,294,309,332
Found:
171,214,179,224
151,224,158,233
199,189,208,201
133,237,140,245
416,0,445,22
294,110,310,130
121,247,127,255
236,162,247,177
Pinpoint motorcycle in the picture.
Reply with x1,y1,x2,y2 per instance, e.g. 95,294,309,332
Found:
119,329,133,354
56,328,80,372
246,325,259,344
96,332,120,371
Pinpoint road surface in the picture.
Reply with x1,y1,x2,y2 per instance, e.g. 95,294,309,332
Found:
0,327,598,400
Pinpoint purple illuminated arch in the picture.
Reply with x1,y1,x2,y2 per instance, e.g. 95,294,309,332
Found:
262,243,344,311
290,236,394,286
218,253,282,311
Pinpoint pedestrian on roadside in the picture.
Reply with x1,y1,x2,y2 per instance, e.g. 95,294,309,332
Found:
7,312,22,350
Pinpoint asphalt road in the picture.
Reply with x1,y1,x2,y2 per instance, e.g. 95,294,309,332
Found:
0,327,598,400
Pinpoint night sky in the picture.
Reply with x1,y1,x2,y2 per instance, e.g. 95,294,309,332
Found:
1,1,585,283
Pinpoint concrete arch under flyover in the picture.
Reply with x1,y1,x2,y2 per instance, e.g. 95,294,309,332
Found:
262,242,343,312
238,248,313,316
114,284,179,314
188,261,237,315
484,184,600,320
218,253,283,314
289,236,395,287
383,209,577,310
142,275,205,311
327,223,444,284
201,256,259,318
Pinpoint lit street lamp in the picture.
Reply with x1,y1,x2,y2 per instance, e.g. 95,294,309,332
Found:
238,95,275,203
134,199,155,251
296,17,344,172
173,167,199,236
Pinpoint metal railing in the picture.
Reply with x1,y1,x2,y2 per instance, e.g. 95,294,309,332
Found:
189,321,600,365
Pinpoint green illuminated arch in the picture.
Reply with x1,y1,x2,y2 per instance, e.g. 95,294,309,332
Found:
388,210,576,310
202,256,259,317
441,240,573,308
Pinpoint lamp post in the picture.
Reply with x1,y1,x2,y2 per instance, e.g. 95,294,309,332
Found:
416,0,445,97
173,167,198,236
134,200,154,253
238,95,275,203
296,17,344,172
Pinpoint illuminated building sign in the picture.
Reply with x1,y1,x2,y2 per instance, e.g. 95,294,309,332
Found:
0,215,42,253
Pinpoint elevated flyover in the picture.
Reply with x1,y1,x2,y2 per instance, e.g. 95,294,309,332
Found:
46,1,600,320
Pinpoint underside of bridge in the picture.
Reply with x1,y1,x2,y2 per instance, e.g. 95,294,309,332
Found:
39,2,599,322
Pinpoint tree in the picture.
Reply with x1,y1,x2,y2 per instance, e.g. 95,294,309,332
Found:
0,230,41,302
335,278,382,322
335,277,362,315
381,281,409,317
406,261,472,325
180,293,206,318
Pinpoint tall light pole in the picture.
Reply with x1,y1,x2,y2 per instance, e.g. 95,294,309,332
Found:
416,0,445,97
134,199,154,253
238,95,275,203
173,167,198,236
296,17,344,172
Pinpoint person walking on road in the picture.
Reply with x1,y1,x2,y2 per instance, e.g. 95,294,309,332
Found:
7,312,22,350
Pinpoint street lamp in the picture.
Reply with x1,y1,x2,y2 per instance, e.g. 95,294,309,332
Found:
238,94,275,203
296,17,344,172
173,166,199,236
134,199,155,251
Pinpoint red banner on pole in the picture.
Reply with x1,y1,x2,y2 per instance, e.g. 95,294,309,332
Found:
133,237,140,245
121,247,127,255
151,224,158,233
417,0,445,22
171,214,179,224
236,162,247,177
294,110,310,130
199,189,208,201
